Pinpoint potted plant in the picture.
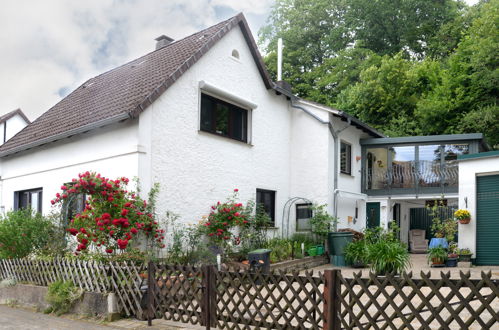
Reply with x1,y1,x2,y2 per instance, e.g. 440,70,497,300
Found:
344,240,368,268
454,209,471,224
367,240,410,275
427,246,447,267
458,248,473,262
446,242,458,267
429,203,457,249
309,205,348,263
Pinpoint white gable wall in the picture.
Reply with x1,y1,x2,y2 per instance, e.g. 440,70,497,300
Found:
0,120,140,214
142,26,292,235
5,114,29,142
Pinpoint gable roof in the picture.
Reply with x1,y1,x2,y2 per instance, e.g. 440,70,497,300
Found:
0,109,30,125
0,13,272,157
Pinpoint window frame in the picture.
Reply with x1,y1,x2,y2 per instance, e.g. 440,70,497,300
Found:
340,141,352,175
256,188,276,227
200,93,249,143
14,188,43,213
296,203,313,232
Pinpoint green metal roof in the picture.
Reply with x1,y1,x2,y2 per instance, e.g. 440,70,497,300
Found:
457,150,499,161
361,133,484,146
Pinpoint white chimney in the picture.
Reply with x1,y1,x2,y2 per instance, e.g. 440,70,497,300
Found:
277,38,283,81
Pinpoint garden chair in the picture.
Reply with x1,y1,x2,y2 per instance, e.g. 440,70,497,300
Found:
409,229,428,253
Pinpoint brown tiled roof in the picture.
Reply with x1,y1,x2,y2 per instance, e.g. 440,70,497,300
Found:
0,108,30,124
0,13,272,156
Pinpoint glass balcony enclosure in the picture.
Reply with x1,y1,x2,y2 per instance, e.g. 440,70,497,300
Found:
361,134,484,195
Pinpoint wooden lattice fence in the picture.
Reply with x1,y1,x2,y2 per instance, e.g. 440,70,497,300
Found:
146,264,498,330
0,258,145,317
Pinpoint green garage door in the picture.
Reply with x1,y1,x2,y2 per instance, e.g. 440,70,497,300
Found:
476,175,499,265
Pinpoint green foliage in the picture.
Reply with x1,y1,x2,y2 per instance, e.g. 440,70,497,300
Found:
428,201,458,241
367,240,411,275
239,200,272,252
260,0,499,148
344,240,368,265
309,204,337,240
427,246,448,264
0,209,59,259
264,238,294,263
45,280,82,315
164,212,215,265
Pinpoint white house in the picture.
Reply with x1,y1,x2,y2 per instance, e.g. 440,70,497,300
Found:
0,14,382,238
1,14,497,265
457,151,499,265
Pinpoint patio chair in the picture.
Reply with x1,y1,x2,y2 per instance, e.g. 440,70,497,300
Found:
409,229,428,254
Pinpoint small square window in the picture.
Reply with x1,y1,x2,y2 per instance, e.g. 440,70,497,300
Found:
256,189,276,226
340,142,352,175
15,188,43,213
200,93,248,142
296,203,312,231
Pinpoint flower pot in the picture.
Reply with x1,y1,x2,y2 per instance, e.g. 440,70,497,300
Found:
431,257,445,265
446,257,458,267
459,218,470,224
351,261,366,268
459,254,472,262
316,245,324,256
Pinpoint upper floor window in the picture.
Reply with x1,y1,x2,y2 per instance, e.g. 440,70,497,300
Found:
256,189,276,226
15,188,43,213
200,93,248,142
340,142,352,175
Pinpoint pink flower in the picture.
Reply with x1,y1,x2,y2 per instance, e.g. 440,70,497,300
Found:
234,188,239,192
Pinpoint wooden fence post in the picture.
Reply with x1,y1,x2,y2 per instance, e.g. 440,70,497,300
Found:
201,265,216,329
147,261,155,327
323,269,340,330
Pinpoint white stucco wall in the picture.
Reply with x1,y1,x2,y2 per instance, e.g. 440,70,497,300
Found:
458,155,499,255
5,115,29,142
0,121,140,214
144,26,291,237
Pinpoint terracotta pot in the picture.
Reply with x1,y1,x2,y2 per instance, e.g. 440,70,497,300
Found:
459,218,471,224
431,257,445,265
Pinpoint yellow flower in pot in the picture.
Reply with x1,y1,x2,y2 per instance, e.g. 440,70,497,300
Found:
454,209,471,224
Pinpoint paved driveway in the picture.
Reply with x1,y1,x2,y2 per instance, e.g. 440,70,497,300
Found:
0,305,115,330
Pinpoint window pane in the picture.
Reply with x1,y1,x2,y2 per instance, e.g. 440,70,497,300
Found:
390,146,415,189
230,107,247,141
418,145,441,187
256,189,275,226
200,95,214,131
341,143,351,174
215,103,229,136
296,204,312,231
200,94,248,142
443,144,469,187
366,148,388,190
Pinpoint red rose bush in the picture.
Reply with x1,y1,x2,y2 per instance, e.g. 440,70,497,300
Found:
199,189,250,248
52,171,164,254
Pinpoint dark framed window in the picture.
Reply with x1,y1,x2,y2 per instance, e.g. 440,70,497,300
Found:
296,203,312,231
15,188,43,213
256,189,276,226
340,142,352,175
200,93,248,142
63,193,86,221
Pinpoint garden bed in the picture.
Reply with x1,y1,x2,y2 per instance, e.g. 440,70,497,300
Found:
270,255,328,273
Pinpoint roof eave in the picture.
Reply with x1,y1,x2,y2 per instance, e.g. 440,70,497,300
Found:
0,113,129,158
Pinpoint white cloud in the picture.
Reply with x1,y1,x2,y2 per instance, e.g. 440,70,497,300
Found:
0,0,267,120
210,0,273,15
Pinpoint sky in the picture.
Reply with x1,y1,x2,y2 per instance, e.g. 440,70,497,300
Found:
0,0,480,121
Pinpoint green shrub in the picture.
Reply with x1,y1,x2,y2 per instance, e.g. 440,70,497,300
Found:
0,209,59,259
344,240,368,265
264,238,293,263
45,280,82,315
367,240,410,275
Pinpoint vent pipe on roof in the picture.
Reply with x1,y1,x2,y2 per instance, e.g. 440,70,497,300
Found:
277,38,283,81
155,35,174,50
